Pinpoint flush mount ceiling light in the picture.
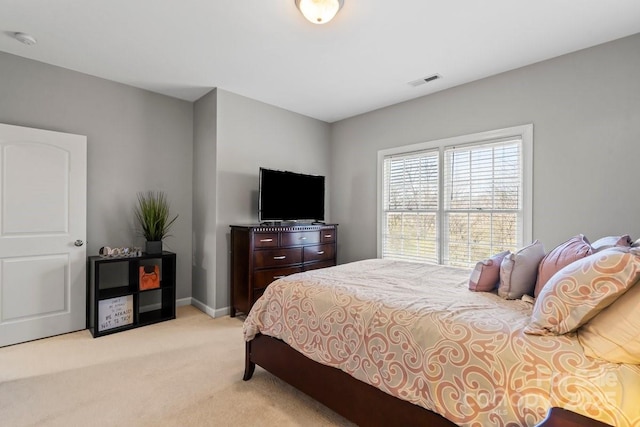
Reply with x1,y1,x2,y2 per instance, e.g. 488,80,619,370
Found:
295,0,344,24
13,32,37,46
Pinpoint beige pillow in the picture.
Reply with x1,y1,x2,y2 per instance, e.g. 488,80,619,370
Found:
579,281,640,364
525,248,640,336
534,234,593,297
498,240,545,300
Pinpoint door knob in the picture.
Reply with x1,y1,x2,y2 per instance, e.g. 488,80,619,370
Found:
74,240,84,247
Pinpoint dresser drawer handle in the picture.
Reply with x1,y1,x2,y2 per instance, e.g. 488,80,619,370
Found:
324,234,332,238
300,237,307,240
273,255,286,260
273,275,285,280
317,251,325,255
260,238,273,242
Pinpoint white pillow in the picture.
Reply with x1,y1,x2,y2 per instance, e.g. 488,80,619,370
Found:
591,234,632,252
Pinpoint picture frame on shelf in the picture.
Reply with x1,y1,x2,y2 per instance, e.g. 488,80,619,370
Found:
98,295,134,332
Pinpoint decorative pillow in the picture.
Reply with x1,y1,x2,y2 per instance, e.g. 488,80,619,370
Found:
524,248,640,336
591,234,632,252
498,240,545,300
578,279,640,364
534,234,593,297
468,251,510,292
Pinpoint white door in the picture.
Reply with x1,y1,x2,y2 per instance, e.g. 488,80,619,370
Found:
0,123,87,347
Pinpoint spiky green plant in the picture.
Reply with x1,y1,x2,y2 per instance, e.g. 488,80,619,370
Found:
134,191,178,241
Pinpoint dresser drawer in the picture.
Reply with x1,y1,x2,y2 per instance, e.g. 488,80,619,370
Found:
320,230,336,243
281,231,320,247
253,232,279,248
254,248,302,268
254,266,302,289
303,244,335,263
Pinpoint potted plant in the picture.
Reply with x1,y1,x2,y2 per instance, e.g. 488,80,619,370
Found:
134,191,178,254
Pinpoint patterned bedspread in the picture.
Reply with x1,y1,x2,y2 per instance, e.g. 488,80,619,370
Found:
243,259,640,426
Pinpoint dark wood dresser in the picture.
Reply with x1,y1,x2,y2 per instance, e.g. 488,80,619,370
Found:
230,223,338,317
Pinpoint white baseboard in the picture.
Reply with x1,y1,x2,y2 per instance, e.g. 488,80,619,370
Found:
214,306,231,317
188,297,230,318
176,297,192,307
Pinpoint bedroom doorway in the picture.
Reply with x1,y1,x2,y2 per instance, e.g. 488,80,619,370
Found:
0,123,87,347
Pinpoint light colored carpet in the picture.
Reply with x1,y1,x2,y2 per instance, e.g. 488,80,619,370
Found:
0,305,353,426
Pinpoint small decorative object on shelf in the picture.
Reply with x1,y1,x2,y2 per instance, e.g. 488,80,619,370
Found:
134,191,178,255
139,265,160,290
99,246,142,258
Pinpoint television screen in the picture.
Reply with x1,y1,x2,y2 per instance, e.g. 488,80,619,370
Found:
259,168,325,222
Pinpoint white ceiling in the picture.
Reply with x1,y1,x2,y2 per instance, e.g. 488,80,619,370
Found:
1,0,640,123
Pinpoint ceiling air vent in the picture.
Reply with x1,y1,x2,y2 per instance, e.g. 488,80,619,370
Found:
408,74,442,87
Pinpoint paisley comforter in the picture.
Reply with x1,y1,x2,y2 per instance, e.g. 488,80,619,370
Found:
243,259,640,426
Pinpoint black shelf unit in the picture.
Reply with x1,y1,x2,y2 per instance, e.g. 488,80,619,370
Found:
87,251,176,337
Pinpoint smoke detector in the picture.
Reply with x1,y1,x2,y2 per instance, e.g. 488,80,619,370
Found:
13,32,37,46
408,74,442,87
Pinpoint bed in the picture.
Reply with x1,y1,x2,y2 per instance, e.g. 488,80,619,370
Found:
242,258,640,426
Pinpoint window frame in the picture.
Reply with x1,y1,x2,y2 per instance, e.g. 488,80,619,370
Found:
377,124,533,263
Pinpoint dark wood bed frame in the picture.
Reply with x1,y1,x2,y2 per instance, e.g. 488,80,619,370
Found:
243,334,612,427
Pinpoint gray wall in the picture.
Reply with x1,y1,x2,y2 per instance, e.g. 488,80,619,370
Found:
192,89,218,307
193,89,331,313
0,52,194,299
4,32,638,315
330,33,640,264
0,52,330,316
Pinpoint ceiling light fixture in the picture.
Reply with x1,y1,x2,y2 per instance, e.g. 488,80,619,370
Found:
295,0,344,25
13,32,37,46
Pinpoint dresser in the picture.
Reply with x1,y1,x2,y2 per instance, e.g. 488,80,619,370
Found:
230,223,338,317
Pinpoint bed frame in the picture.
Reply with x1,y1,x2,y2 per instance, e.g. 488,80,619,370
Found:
243,334,612,427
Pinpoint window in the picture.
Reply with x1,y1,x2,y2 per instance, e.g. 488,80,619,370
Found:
378,125,532,267
382,149,439,263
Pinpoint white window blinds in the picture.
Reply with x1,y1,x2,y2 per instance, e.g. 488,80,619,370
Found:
443,139,522,267
382,149,439,263
380,128,528,267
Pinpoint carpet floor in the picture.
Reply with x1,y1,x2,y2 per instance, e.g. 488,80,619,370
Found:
0,305,353,426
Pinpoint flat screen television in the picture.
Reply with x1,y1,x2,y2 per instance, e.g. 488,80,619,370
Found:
259,168,325,222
